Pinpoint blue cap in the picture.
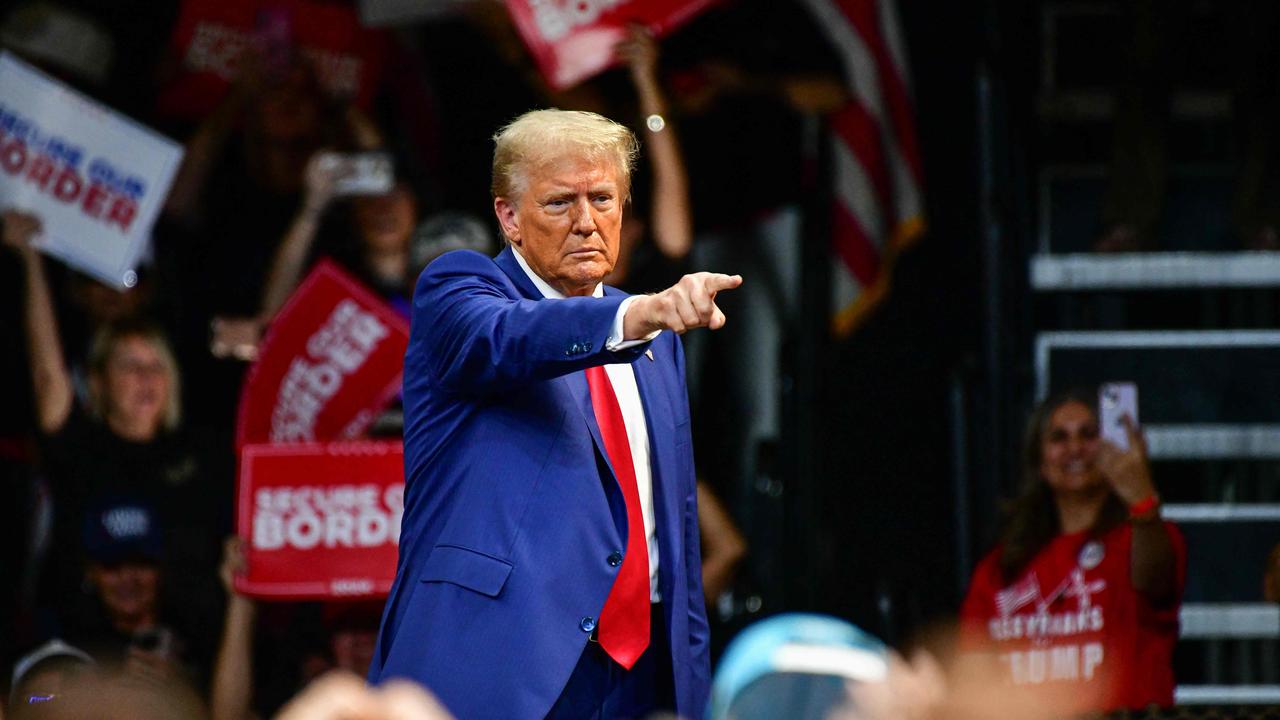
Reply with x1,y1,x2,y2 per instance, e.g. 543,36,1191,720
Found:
82,499,163,564
707,613,889,720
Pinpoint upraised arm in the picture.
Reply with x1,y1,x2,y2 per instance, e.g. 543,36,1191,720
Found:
617,25,692,261
1099,418,1178,604
259,152,344,320
210,536,260,720
3,211,72,434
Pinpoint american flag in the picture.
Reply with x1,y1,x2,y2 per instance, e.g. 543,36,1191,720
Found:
995,572,1043,618
801,0,925,336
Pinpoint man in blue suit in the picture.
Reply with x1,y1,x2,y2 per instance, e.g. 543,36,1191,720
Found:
368,109,741,719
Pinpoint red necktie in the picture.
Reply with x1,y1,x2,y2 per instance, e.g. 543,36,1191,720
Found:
585,364,650,669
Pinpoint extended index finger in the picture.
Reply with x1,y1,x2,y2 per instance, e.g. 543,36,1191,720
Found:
703,273,743,293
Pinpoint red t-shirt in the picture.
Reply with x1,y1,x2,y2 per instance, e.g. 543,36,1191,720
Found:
959,521,1186,712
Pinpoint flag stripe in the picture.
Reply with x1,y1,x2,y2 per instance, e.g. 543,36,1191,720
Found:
831,103,892,220
834,0,924,184
832,131,886,246
832,201,881,286
803,0,925,335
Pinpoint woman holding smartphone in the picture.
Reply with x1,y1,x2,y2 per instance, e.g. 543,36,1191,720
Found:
959,387,1185,713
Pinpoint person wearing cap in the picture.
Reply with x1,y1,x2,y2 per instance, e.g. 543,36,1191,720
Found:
57,499,206,689
368,109,741,719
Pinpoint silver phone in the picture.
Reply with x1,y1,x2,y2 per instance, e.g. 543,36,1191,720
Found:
316,152,395,196
1099,382,1138,451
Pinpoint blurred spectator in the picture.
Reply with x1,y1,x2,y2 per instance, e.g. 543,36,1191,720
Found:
259,157,418,322
959,389,1186,712
210,154,492,371
3,210,227,639
158,50,367,427
1100,2,1280,250
58,500,207,689
653,1,846,619
210,537,385,720
601,25,693,294
7,639,94,716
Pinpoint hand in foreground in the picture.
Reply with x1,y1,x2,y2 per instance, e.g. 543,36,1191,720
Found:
2,209,42,255
624,272,742,338
1097,415,1155,506
275,672,453,720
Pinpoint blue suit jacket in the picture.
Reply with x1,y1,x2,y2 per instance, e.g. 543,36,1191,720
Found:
368,248,711,719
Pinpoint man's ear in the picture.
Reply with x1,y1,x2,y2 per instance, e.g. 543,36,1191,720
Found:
494,197,520,246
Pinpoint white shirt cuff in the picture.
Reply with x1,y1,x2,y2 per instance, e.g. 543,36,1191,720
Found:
606,296,660,351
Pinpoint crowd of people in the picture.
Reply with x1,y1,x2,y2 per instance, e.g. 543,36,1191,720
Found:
0,0,778,714
0,1,1216,718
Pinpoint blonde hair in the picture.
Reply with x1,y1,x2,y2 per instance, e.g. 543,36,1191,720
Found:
88,319,183,432
491,109,639,203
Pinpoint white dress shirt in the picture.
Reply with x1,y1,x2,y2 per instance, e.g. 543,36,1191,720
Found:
512,249,662,600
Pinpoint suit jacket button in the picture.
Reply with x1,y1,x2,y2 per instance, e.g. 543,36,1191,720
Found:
580,616,597,633
607,551,623,567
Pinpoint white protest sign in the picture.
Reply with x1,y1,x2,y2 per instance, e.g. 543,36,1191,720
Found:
0,52,184,289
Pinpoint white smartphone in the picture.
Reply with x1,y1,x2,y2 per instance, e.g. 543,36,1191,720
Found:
1098,382,1138,451
316,152,395,196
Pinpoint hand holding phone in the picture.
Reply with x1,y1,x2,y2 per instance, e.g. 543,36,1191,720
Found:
312,152,395,197
1099,382,1138,451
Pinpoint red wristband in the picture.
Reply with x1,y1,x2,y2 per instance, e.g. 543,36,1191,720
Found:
1128,493,1160,519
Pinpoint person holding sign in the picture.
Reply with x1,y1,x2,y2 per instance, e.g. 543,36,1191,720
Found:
4,209,226,633
368,109,740,719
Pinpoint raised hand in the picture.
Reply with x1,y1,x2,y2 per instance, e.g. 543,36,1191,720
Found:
218,535,248,596
1,210,42,256
624,272,743,338
615,24,659,84
302,150,349,214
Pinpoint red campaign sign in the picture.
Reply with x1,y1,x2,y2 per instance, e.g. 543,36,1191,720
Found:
505,0,720,90
156,0,387,119
236,259,408,449
236,441,403,599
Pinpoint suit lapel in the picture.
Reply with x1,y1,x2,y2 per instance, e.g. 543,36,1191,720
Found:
563,370,614,485
629,336,681,604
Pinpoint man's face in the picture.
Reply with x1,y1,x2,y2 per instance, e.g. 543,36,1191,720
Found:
495,154,624,297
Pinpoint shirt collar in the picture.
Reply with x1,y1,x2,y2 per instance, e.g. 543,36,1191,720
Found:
511,245,604,299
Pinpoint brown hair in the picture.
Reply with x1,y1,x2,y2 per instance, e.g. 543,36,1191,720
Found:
997,388,1127,582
